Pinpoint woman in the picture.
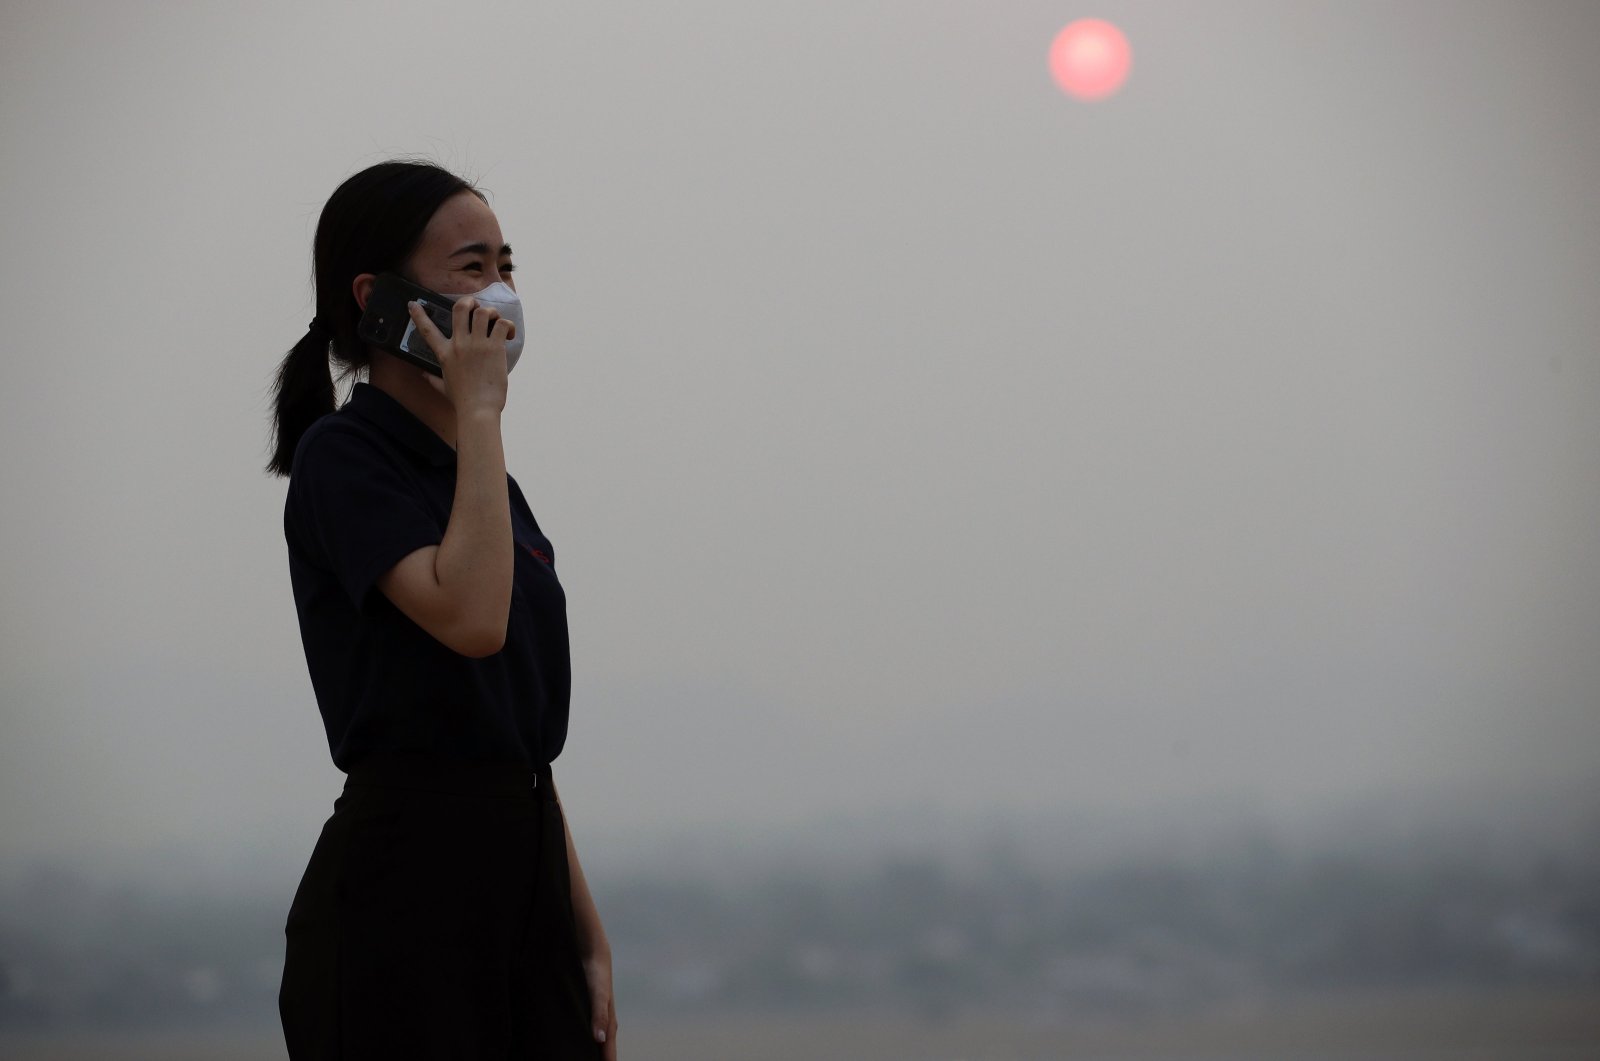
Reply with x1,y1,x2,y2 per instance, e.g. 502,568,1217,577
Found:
266,159,617,1059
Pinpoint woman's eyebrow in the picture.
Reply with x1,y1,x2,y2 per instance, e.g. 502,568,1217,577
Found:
447,242,513,258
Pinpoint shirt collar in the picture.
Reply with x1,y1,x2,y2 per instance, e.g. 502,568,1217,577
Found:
346,382,456,468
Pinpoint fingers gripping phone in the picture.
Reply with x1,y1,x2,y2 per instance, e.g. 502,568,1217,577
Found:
356,272,456,377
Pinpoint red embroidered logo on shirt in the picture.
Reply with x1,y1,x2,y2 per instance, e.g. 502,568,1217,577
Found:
519,542,551,565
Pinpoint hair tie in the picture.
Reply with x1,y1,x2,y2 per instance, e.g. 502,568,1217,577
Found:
307,317,331,338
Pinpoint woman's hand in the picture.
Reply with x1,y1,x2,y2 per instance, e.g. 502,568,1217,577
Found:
407,294,511,416
584,946,618,1059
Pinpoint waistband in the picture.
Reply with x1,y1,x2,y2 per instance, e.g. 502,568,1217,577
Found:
343,750,553,800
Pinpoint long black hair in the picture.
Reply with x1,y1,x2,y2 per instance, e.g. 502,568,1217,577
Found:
265,159,482,477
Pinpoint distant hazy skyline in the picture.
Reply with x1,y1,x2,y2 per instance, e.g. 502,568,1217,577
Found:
2,1,1597,889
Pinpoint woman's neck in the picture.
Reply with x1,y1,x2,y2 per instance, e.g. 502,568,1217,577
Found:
367,352,457,449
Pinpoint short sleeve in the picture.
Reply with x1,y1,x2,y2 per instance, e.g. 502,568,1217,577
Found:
288,426,445,608
506,474,554,567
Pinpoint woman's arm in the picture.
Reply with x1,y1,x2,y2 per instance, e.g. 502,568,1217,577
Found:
374,405,510,656
552,779,618,1057
374,298,514,657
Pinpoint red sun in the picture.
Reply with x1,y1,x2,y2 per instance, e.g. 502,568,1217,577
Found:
1049,19,1132,100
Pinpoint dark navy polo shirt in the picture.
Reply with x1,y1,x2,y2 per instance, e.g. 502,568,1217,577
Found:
284,382,571,771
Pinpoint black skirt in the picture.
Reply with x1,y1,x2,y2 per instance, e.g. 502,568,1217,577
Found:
279,751,602,1059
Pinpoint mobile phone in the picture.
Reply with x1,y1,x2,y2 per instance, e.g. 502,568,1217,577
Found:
356,272,456,376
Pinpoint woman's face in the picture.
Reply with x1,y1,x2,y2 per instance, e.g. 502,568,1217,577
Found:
404,190,515,297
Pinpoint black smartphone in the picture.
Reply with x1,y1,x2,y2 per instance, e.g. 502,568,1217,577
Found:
356,272,457,376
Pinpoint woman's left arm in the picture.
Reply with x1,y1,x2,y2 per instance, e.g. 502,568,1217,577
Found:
552,779,618,1059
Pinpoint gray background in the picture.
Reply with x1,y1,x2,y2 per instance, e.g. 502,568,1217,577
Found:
2,0,1597,893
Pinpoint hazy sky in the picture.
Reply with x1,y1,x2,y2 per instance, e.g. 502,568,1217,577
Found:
2,1,1597,886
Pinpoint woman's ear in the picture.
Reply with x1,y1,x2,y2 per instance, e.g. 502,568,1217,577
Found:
352,273,376,312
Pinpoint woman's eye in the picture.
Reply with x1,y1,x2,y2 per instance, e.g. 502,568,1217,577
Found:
501,263,516,274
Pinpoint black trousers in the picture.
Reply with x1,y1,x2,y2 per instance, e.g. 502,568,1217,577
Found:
279,751,602,1060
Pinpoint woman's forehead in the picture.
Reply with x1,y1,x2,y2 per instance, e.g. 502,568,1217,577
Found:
419,192,505,254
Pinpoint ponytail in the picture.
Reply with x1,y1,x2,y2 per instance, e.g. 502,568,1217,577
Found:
265,323,337,477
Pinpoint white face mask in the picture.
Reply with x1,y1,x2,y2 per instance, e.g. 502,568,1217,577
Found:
451,281,526,373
